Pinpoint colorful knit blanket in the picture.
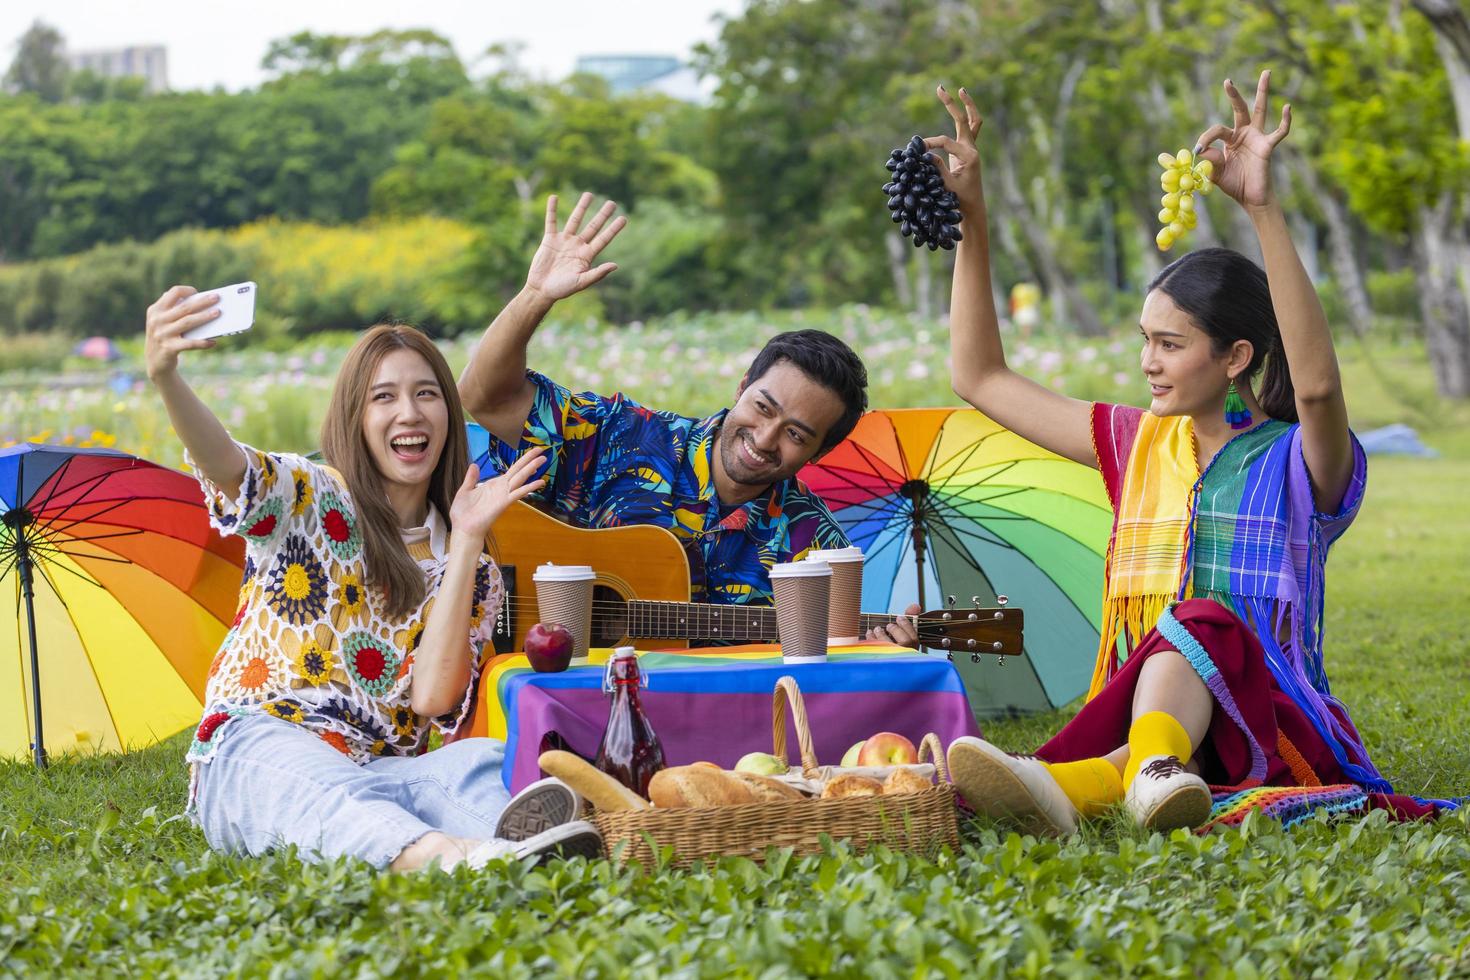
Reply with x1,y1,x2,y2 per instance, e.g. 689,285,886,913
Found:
1199,783,1368,834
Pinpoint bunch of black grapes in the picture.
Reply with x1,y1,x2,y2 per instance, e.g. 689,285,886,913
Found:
884,136,963,251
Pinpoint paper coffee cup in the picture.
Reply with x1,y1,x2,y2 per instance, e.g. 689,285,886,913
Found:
804,547,864,642
769,560,831,663
533,563,596,661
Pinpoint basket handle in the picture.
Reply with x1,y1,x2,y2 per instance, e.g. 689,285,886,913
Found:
771,675,821,777
918,733,950,783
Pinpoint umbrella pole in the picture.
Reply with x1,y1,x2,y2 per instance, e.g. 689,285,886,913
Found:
15,525,47,770
902,480,929,611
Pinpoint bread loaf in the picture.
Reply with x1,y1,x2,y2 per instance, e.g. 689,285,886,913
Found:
537,750,650,812
882,767,933,795
648,766,756,808
820,774,884,799
729,771,805,802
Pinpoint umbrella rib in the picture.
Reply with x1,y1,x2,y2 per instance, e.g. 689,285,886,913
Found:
41,497,140,538
920,492,1014,544
50,548,135,566
27,456,131,522
810,462,906,505
924,429,1001,479
44,527,146,545
22,453,76,521
27,547,106,589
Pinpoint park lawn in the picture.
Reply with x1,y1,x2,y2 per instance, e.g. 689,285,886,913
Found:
3,332,1469,976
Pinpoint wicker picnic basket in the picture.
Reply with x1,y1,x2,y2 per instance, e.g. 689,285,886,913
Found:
593,676,960,867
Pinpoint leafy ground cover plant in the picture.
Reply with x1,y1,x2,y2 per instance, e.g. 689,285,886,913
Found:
3,311,1468,976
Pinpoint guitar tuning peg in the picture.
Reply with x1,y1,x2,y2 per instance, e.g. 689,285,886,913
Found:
996,594,1009,606
970,652,982,664
966,639,976,650
946,651,954,662
997,656,1006,668
945,595,956,608
991,641,1002,651
970,595,982,606
940,637,952,649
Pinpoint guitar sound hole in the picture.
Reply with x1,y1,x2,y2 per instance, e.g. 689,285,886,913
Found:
590,585,629,647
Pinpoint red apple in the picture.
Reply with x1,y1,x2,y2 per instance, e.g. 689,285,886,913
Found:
524,622,574,673
857,732,918,766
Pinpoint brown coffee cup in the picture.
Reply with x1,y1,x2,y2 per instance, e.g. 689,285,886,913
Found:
804,546,864,642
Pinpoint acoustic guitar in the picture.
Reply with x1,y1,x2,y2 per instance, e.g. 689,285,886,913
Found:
484,500,1024,657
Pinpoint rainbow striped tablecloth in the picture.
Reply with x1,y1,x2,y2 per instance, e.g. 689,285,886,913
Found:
457,643,981,792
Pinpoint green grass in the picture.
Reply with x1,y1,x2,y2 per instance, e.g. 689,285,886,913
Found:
4,314,1470,976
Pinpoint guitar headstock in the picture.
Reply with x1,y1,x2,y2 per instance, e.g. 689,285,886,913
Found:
913,606,1024,656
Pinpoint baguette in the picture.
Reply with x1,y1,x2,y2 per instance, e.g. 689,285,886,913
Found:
648,766,755,808
538,750,650,812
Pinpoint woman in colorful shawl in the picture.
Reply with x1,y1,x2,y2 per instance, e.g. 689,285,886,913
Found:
925,71,1434,834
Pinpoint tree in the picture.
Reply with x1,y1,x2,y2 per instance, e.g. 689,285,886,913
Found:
4,21,69,103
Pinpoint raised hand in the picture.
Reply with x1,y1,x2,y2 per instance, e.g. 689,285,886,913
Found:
1193,70,1291,213
144,286,221,380
924,85,985,216
524,192,628,302
450,448,548,543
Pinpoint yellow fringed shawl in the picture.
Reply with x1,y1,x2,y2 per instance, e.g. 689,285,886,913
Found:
1087,412,1197,699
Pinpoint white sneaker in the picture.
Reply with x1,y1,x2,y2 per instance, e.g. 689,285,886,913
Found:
1125,755,1213,831
946,736,1078,836
494,777,585,842
466,821,603,869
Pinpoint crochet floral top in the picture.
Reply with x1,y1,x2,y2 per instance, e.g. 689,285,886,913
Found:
185,444,502,769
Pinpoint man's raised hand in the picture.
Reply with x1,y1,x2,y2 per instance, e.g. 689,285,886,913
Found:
524,192,628,303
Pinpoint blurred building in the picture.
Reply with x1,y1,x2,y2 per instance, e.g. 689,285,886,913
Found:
67,45,168,92
573,54,703,102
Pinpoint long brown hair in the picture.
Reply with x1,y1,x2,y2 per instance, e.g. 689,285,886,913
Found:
320,324,469,618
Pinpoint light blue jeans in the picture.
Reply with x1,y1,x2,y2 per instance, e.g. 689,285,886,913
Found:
193,712,513,868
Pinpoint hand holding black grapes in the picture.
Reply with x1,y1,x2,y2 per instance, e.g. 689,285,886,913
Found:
883,136,963,251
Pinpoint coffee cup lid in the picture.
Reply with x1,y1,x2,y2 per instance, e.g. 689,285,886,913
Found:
804,547,864,563
769,560,831,578
534,562,596,581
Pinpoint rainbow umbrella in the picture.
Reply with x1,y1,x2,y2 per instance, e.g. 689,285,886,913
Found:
1,444,245,767
799,408,1112,715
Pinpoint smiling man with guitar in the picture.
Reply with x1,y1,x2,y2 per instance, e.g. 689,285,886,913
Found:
458,193,923,648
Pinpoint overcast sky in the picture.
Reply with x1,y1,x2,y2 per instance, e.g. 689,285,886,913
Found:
1,0,747,91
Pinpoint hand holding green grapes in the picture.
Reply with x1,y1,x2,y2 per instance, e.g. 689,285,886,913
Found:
1155,149,1214,251
1192,70,1292,215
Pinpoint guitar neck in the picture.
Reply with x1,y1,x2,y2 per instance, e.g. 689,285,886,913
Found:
625,600,903,644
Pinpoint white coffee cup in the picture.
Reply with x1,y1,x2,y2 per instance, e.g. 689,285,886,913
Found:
533,563,597,661
769,560,832,663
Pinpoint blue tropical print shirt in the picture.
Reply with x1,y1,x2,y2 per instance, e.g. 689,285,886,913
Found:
469,371,850,606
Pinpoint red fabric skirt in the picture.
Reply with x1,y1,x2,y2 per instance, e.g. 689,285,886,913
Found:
1035,598,1434,820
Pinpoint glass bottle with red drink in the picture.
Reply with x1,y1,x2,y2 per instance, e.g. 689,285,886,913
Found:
595,646,666,798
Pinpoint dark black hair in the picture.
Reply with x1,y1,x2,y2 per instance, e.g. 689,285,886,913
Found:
744,330,869,451
1147,247,1297,423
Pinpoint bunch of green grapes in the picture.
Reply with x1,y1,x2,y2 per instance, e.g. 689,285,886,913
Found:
1155,149,1214,251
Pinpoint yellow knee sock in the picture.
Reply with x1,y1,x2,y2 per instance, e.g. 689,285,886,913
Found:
1123,711,1194,788
1040,758,1124,817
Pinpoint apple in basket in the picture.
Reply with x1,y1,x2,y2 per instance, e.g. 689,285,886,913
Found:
734,751,789,776
524,622,574,673
857,732,918,766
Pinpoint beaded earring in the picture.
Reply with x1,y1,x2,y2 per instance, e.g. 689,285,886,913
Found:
1224,379,1253,430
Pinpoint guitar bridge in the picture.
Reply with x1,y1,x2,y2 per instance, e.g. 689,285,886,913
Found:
492,565,516,655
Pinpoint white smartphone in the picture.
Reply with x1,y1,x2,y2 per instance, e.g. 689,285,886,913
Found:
183,281,256,341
